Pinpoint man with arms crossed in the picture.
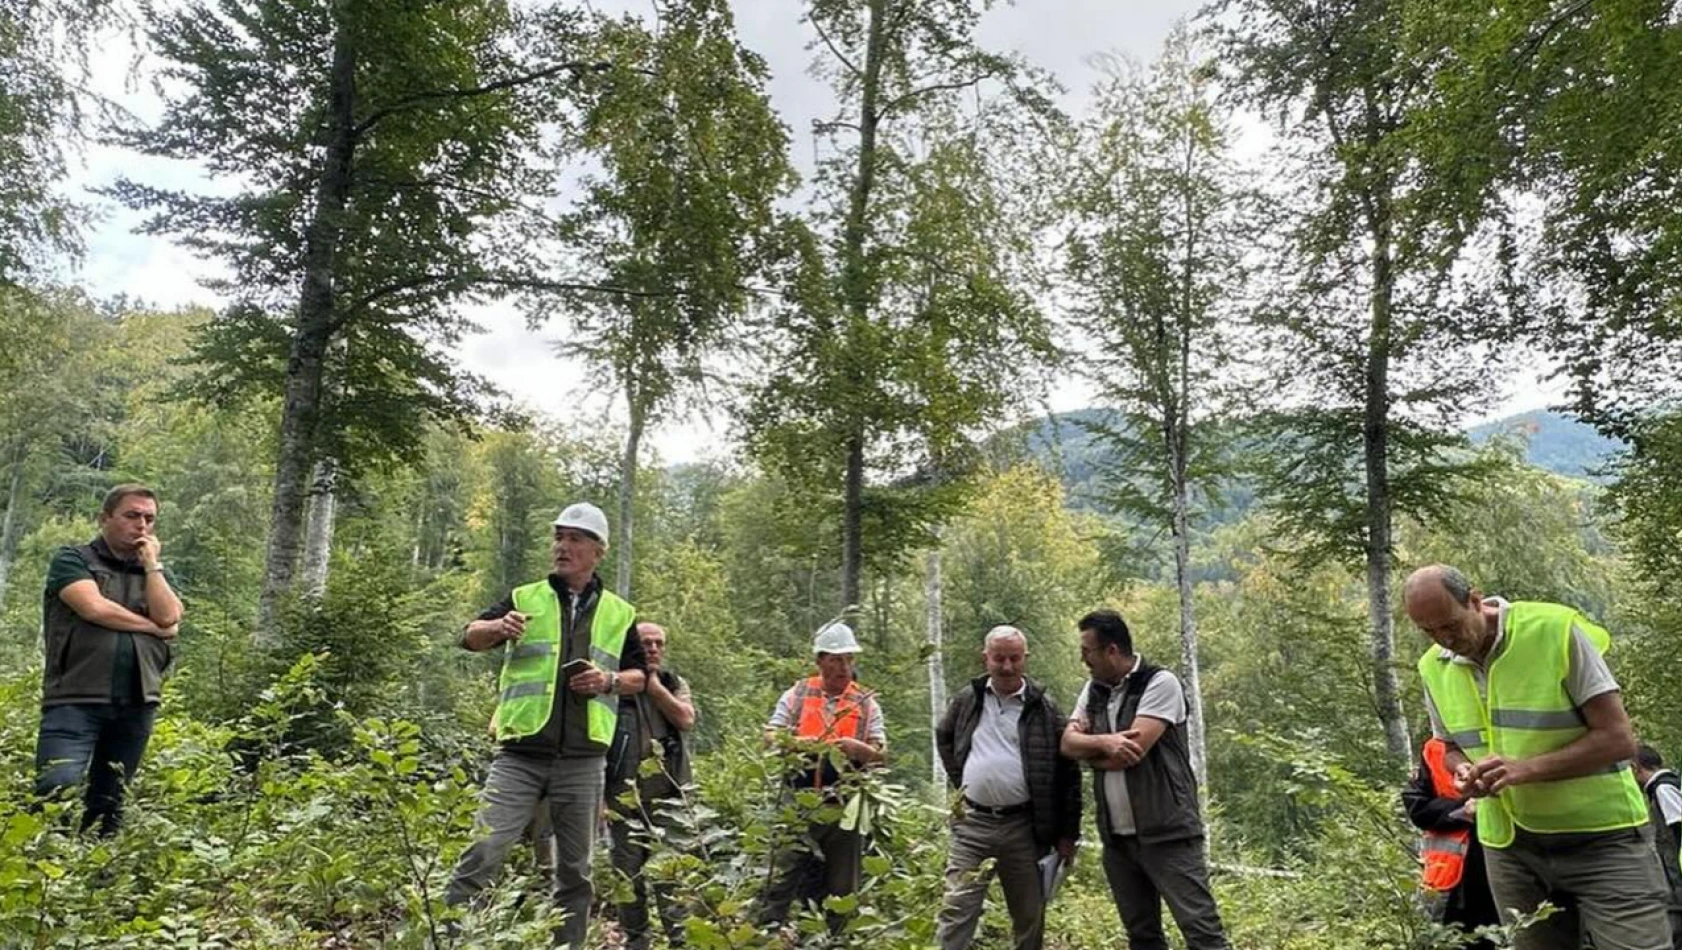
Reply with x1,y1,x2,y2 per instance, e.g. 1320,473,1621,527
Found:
1061,609,1230,950
37,484,183,836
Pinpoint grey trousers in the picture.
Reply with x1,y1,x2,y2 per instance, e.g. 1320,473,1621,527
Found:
444,751,605,949
1483,826,1671,950
935,810,1046,950
1101,834,1230,950
608,797,688,949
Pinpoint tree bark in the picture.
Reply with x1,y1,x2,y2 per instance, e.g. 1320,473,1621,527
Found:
256,27,358,644
0,444,24,605
925,544,945,788
299,459,337,598
1365,185,1411,767
1171,112,1208,786
836,0,886,616
617,379,644,599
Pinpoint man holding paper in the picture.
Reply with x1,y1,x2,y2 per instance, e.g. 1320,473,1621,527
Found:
934,624,1080,950
445,502,648,948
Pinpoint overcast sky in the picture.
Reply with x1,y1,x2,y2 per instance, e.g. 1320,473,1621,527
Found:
59,0,1557,464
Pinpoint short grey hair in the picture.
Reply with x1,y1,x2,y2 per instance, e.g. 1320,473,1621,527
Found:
1438,567,1474,606
984,624,1027,649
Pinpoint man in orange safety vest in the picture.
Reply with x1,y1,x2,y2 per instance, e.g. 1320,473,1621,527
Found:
757,621,887,931
1403,736,1500,948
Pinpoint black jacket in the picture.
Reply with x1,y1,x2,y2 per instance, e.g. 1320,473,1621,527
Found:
936,675,1080,850
1401,746,1499,938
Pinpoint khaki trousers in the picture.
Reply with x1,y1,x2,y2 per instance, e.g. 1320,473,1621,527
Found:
1484,826,1671,950
936,809,1046,950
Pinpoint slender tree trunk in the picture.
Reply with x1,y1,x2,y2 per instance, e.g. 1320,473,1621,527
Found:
836,0,886,615
617,382,644,599
925,544,945,788
840,433,865,612
299,459,337,598
1365,188,1411,767
256,28,358,645
0,446,24,604
1169,436,1207,785
1171,117,1208,786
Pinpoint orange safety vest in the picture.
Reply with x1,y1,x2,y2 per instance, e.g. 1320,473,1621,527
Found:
791,676,870,743
1421,737,1471,892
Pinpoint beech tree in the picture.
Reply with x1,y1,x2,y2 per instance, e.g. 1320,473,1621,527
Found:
109,0,599,640
1060,29,1255,781
542,0,793,598
1216,0,1505,766
743,0,1057,619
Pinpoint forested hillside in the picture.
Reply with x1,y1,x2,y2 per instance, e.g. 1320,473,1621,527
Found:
4,0,1682,948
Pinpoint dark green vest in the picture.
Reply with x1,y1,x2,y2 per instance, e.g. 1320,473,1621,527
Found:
1087,661,1204,845
1645,771,1682,910
42,541,174,706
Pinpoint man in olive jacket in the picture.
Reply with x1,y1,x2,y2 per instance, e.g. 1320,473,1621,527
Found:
934,625,1079,950
36,484,184,836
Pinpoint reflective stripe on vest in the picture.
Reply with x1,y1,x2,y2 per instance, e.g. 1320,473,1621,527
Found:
1420,736,1471,892
1417,601,1647,847
494,581,635,745
792,675,869,743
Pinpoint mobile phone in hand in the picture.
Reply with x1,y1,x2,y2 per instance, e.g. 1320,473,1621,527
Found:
561,658,594,679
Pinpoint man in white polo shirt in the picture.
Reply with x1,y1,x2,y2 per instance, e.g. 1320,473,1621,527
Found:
1062,609,1229,950
935,625,1080,949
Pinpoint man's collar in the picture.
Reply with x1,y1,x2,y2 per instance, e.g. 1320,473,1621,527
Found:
90,536,140,568
548,571,600,599
985,677,1027,700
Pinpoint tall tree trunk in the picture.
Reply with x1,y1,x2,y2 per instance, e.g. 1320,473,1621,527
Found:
256,28,358,644
925,544,945,788
1169,432,1207,785
0,445,24,605
617,381,644,599
836,0,886,616
299,459,337,598
840,433,865,612
1365,188,1411,767
1171,118,1208,786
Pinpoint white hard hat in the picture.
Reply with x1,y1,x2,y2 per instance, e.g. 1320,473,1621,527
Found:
553,502,610,546
813,621,861,655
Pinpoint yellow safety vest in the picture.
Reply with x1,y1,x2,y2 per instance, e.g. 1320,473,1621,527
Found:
495,580,634,745
1417,601,1647,847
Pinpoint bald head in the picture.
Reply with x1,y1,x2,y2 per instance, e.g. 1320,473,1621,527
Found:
1404,565,1490,659
638,622,669,671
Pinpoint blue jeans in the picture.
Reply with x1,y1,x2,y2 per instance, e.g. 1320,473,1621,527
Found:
35,702,158,836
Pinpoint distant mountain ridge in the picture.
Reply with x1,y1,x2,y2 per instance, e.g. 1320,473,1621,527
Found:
1007,408,1624,509
1466,409,1624,478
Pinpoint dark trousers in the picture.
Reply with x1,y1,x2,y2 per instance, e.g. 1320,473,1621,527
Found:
608,794,688,949
1101,834,1231,950
34,702,158,837
759,819,864,931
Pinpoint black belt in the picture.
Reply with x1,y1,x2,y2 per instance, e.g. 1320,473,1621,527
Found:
964,797,1030,817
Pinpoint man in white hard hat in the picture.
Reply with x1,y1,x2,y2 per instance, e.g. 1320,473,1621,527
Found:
758,621,886,930
445,502,649,948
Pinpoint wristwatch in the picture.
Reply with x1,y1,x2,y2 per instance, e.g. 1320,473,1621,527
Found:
606,671,619,695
